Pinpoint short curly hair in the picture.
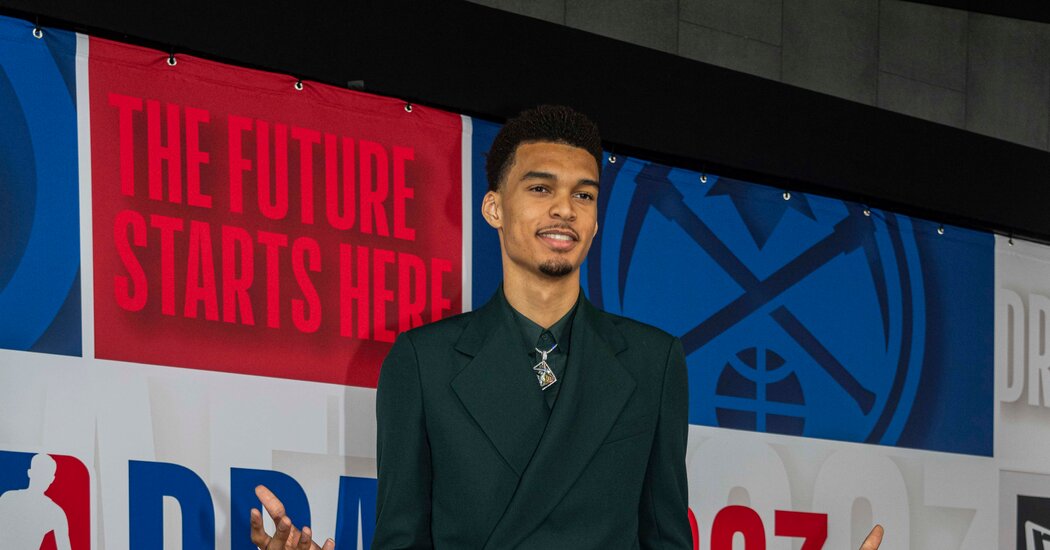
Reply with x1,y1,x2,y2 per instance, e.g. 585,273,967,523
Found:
485,105,603,192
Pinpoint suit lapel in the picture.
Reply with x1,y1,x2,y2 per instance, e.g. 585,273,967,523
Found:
450,296,550,477
484,297,635,549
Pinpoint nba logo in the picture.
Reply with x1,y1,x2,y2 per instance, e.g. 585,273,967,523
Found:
0,451,89,550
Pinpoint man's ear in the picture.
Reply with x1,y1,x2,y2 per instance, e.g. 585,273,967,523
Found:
482,190,502,229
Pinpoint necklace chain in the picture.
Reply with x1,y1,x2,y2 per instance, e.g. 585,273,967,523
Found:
535,342,557,362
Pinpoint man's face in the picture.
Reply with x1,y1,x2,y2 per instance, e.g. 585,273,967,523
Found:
483,141,600,281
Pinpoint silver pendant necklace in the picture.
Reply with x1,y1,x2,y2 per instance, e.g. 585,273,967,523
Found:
533,343,558,390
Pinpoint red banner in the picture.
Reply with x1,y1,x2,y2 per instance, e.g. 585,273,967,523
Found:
90,37,463,387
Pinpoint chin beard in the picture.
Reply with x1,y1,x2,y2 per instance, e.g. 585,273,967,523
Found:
538,259,573,278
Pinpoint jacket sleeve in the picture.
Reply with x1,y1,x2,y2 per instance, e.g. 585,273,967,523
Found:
373,332,434,549
638,336,692,549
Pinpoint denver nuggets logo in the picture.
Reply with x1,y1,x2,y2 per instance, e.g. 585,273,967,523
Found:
582,159,926,446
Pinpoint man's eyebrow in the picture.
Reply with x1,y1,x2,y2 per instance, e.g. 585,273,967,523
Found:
520,171,600,188
520,171,556,181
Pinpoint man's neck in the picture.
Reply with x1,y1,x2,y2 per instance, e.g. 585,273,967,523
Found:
502,270,580,329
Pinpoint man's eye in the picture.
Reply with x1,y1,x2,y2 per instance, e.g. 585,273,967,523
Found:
574,192,595,201
529,186,551,193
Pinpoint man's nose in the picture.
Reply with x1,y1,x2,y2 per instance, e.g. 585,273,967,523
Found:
549,192,576,221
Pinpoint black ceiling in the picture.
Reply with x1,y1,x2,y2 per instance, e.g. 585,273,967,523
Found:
2,0,1049,243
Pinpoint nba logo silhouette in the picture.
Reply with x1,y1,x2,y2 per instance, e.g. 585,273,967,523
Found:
0,451,89,550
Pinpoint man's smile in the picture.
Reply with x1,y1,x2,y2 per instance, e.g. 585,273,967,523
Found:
537,227,579,251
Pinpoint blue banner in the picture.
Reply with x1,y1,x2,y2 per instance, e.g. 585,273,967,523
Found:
472,118,993,456
0,18,80,356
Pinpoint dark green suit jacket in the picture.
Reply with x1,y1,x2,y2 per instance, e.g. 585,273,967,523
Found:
374,291,691,549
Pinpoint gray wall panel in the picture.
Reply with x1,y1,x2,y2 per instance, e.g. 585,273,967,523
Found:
966,14,1050,149
878,71,965,127
679,0,782,45
679,21,781,80
565,0,679,53
879,0,967,91
782,0,879,104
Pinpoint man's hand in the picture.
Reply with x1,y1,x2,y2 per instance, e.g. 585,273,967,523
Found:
859,524,883,550
250,485,335,550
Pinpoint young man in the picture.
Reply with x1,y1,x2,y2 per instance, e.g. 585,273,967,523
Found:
250,106,884,550
372,105,691,548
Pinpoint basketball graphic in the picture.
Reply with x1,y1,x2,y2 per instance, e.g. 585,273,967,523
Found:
715,345,806,435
